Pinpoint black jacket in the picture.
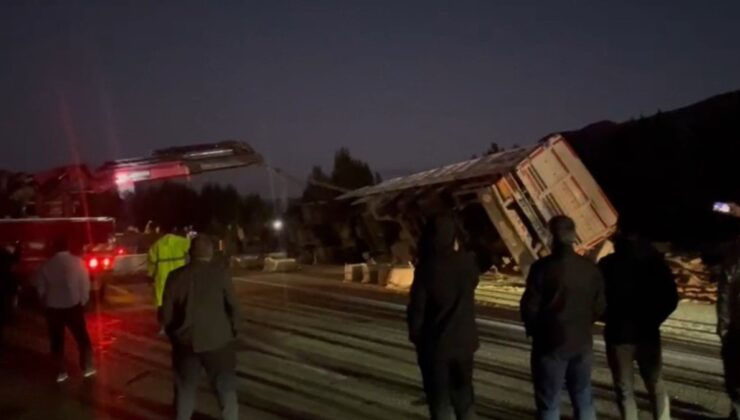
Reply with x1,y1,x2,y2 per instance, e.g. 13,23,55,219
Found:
599,238,678,344
717,239,740,339
521,246,606,356
162,260,241,353
407,216,481,360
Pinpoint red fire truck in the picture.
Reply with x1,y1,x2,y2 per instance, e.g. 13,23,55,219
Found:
0,217,117,299
0,141,264,303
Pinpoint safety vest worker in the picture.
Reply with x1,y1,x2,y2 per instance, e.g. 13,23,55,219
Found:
148,233,191,307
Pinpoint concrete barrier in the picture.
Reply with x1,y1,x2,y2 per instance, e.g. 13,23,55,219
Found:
232,254,263,269
385,266,414,290
263,257,298,272
361,264,378,284
366,264,392,286
344,263,413,288
344,263,366,282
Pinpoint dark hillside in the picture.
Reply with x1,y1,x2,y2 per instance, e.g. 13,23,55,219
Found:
563,91,740,245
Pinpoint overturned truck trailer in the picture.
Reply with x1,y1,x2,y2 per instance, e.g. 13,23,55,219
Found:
339,135,618,273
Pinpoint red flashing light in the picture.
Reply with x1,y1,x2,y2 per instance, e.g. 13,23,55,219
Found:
88,257,99,269
116,248,125,256
103,257,111,269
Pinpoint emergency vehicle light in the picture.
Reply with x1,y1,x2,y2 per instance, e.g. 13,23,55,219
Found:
88,257,99,269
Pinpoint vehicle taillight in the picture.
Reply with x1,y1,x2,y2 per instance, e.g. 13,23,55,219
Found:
103,257,111,269
88,257,99,270
116,248,125,256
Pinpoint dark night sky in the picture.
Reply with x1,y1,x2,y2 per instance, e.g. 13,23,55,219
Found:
2,1,739,196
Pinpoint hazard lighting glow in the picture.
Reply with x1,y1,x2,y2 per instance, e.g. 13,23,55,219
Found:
114,173,130,185
116,247,126,255
88,257,99,269
114,170,151,185
103,257,111,268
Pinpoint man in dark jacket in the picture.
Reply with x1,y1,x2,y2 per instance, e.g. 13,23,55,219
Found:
407,215,482,420
599,232,677,420
521,215,606,420
0,242,20,347
715,202,740,419
162,235,241,420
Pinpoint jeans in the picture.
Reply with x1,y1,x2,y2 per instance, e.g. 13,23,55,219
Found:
45,304,93,374
172,344,238,420
531,348,595,420
606,341,670,420
723,330,740,420
418,353,476,420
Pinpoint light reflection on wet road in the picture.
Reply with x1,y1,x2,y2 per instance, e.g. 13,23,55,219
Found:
0,271,730,419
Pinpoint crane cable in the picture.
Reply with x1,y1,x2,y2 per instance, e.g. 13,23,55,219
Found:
264,165,350,194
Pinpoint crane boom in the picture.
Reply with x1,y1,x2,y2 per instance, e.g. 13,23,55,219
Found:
4,139,350,218
100,141,263,191
8,141,264,217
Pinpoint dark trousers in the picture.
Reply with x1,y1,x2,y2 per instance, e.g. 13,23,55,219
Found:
0,281,16,345
531,348,595,420
0,300,7,350
723,330,740,420
417,353,475,420
0,290,9,345
45,305,93,373
172,344,238,420
606,341,670,420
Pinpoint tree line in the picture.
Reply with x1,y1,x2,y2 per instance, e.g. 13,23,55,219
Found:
93,147,380,239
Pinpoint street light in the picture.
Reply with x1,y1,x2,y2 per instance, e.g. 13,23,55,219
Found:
272,219,284,231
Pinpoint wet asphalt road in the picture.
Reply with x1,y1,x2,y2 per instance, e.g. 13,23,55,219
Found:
0,270,731,419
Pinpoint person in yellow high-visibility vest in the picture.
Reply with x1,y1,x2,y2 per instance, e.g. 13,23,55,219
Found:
148,230,191,332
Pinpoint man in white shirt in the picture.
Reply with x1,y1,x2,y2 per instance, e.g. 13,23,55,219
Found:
35,238,96,383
